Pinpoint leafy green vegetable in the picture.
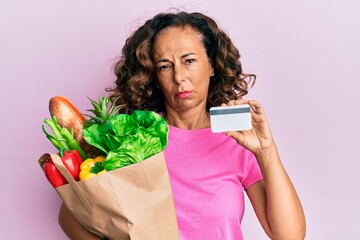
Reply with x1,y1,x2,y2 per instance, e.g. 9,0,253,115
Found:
82,110,168,171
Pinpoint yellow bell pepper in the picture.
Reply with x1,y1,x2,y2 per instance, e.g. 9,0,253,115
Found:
79,156,107,180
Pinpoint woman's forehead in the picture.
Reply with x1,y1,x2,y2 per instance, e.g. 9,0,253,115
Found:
152,27,205,58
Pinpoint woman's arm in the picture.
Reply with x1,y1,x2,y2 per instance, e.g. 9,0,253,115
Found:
246,146,306,239
58,203,101,240
225,99,306,239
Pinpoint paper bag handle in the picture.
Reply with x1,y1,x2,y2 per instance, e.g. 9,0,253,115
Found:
39,153,93,212
51,153,93,212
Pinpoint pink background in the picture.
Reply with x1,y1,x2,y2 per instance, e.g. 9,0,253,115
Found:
1,0,359,239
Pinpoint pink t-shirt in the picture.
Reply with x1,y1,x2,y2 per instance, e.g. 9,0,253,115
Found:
164,125,263,240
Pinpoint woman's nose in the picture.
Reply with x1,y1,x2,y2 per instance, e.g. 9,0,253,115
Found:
173,65,185,84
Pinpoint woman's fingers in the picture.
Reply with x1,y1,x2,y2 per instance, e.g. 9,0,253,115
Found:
225,99,265,116
248,100,265,115
225,99,248,106
226,131,245,145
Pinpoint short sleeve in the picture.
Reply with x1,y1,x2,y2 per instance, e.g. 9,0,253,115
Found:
242,152,263,190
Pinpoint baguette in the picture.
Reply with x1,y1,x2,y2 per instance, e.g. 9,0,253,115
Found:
49,96,85,142
49,96,100,157
49,96,92,155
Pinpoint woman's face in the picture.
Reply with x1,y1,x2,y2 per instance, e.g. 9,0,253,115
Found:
152,26,214,114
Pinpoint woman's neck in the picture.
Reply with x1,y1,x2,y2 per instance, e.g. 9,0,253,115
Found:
164,109,210,130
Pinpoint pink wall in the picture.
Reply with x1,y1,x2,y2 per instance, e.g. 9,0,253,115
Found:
1,0,359,239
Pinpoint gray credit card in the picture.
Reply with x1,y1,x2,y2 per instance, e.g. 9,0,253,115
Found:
210,104,252,133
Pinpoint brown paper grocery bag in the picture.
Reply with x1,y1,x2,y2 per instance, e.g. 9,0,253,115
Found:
38,152,180,240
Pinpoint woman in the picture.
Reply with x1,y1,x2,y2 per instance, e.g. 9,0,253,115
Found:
59,11,306,239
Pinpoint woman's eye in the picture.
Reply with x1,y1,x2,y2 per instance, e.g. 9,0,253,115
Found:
159,65,171,71
185,59,196,64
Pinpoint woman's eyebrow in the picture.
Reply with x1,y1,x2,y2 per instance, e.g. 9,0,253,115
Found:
155,59,170,65
181,52,196,58
155,53,196,65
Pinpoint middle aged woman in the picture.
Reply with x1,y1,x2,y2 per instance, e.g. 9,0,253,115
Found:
59,11,306,240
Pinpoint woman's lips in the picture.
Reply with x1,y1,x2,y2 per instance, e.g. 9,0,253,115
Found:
176,91,192,98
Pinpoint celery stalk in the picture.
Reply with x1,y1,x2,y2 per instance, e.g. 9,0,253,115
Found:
42,125,63,149
43,117,71,150
43,116,87,160
60,127,88,160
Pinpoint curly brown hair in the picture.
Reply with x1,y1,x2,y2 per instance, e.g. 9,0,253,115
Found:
109,11,256,114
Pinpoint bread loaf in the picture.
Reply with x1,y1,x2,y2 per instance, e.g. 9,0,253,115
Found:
49,96,85,143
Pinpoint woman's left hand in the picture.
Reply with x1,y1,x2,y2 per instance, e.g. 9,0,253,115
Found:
224,99,275,154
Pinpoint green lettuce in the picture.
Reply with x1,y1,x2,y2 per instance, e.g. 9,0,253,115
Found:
83,110,168,171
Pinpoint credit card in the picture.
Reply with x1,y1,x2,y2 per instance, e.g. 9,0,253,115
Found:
210,104,252,133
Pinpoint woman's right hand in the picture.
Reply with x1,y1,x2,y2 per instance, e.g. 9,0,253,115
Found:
58,203,102,240
223,99,275,155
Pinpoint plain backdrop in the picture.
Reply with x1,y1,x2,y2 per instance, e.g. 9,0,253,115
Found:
1,0,359,239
